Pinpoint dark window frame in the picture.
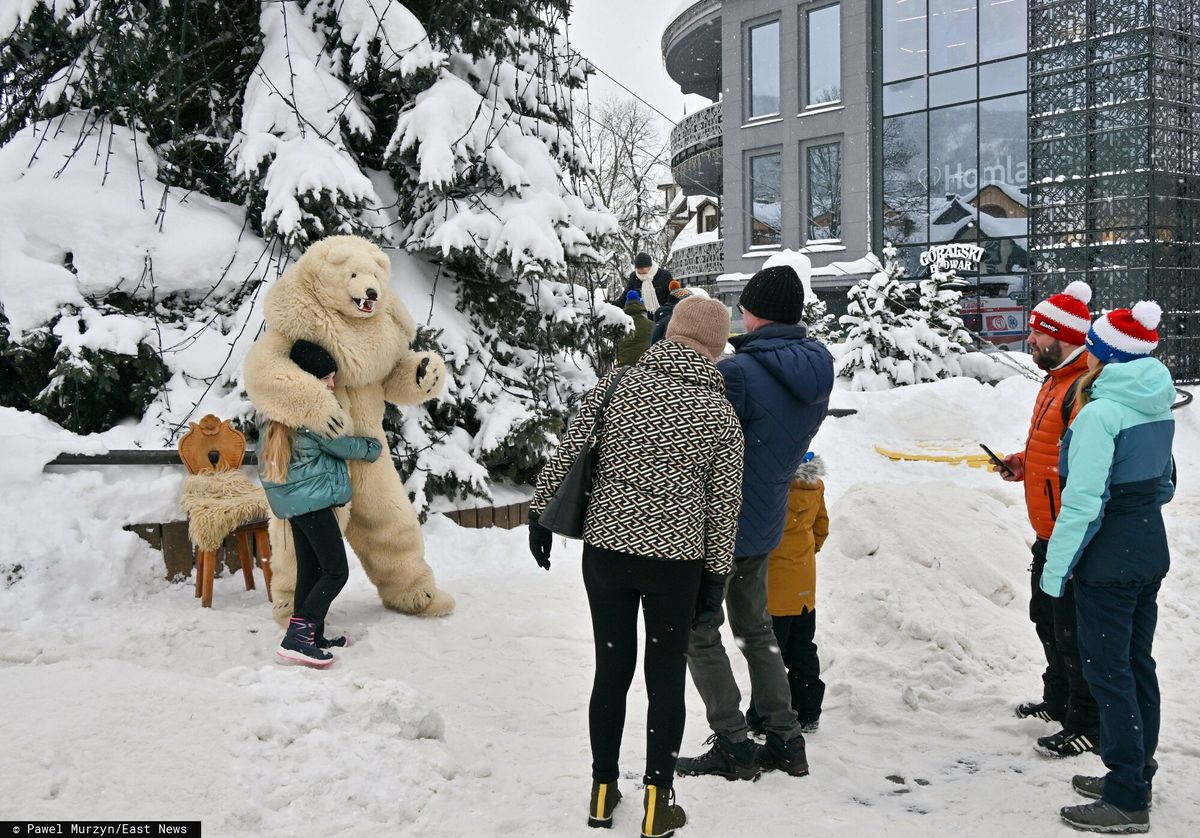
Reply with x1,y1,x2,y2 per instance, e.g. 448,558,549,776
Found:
801,2,843,109
745,16,783,122
804,137,844,242
747,148,785,249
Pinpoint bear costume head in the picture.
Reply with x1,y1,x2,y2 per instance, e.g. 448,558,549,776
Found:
262,236,420,389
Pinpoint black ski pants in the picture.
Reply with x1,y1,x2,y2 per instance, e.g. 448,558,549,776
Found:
1029,538,1099,735
748,608,825,728
582,545,702,790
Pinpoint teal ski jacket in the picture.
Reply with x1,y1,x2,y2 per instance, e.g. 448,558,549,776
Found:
259,423,382,519
1041,357,1175,597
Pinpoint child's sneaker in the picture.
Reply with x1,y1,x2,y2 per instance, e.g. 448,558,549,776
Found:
277,616,334,668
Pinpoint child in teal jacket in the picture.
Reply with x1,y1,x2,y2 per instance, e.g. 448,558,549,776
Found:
1042,303,1174,834
257,339,382,668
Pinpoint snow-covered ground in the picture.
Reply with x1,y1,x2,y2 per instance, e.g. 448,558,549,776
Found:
2,373,1199,836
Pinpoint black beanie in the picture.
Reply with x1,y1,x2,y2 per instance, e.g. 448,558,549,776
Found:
739,264,806,324
289,339,338,379
633,252,653,269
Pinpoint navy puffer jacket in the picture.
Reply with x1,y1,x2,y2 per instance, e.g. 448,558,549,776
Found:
719,323,834,557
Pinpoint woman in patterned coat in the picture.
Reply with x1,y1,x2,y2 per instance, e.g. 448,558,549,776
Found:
528,296,744,837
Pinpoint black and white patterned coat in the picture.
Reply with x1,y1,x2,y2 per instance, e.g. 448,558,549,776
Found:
531,339,744,574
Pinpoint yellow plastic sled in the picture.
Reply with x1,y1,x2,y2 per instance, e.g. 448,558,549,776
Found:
873,443,996,470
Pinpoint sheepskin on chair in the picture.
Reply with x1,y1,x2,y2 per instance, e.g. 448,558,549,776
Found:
180,470,270,552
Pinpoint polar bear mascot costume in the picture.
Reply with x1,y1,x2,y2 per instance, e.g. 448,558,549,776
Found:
244,235,454,623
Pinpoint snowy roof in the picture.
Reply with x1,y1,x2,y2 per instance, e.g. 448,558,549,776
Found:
668,213,719,253
930,197,1029,242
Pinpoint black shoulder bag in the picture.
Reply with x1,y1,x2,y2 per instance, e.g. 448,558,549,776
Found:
537,367,630,538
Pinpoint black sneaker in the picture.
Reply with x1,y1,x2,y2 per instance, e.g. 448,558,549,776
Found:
1015,700,1061,723
762,732,809,777
1059,799,1149,833
277,616,334,668
1073,775,1152,810
799,719,820,734
675,734,761,781
1036,728,1099,758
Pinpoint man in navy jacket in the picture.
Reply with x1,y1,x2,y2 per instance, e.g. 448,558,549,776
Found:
677,264,834,781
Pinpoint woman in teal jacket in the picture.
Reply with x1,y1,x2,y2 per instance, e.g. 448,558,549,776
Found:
1042,302,1174,834
257,340,382,668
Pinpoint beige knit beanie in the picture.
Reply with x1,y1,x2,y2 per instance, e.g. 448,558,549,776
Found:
666,296,730,361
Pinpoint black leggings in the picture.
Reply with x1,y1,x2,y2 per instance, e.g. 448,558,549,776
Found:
582,545,702,789
291,507,349,624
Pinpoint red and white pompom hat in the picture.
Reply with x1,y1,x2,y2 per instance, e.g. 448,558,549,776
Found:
1086,301,1163,364
1029,281,1093,345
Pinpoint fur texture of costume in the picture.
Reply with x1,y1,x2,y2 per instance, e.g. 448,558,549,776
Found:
244,235,454,624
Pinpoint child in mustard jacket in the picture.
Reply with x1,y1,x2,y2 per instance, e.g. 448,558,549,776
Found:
747,452,829,733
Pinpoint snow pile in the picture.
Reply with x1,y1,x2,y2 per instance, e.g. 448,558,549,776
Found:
823,481,1029,723
0,660,453,830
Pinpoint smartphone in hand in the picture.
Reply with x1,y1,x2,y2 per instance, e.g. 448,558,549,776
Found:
980,443,1013,477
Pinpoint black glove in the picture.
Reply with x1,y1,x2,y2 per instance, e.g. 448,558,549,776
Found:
528,513,553,570
693,569,729,628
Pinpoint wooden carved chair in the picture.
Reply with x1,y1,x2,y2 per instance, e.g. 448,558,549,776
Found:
177,415,272,608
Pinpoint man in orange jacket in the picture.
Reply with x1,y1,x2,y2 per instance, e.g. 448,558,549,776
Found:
998,281,1100,758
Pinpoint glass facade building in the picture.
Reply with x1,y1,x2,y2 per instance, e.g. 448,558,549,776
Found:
879,0,1031,345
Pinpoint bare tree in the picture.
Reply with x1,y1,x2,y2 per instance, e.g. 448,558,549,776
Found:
576,97,670,298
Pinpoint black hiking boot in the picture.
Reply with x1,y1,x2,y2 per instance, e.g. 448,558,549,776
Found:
276,616,334,668
587,781,621,829
1059,799,1149,833
641,784,686,838
675,734,761,781
1015,700,1061,723
1073,776,1152,810
1036,728,1099,758
762,732,809,776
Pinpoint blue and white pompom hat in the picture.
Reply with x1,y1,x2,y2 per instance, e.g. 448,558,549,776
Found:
1085,301,1162,364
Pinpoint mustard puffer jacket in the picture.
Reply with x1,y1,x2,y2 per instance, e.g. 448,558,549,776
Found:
766,456,829,616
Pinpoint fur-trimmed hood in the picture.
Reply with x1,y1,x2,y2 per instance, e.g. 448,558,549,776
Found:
794,453,826,485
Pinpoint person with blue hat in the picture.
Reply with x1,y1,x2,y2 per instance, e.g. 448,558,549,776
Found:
615,289,653,366
1041,301,1175,834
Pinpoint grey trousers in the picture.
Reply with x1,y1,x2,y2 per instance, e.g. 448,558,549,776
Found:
687,552,802,742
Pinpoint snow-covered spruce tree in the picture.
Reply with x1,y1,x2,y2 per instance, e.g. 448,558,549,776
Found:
912,264,974,379
379,1,622,504
0,0,264,433
803,296,836,341
836,244,934,390
0,0,622,509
